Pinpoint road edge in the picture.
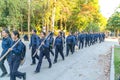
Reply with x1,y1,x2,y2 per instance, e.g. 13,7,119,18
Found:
110,45,115,80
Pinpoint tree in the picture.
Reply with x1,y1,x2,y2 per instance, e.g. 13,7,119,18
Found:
0,0,28,31
107,11,120,36
0,0,107,33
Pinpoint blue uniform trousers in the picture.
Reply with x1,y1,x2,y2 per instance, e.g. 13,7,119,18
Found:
31,46,39,64
0,57,7,74
79,41,84,49
9,55,24,80
35,51,51,72
54,46,64,62
66,44,74,56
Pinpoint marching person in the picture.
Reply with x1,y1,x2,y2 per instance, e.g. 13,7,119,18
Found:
8,30,26,80
29,29,39,65
78,32,84,49
102,33,105,42
0,29,12,77
48,31,54,57
66,31,75,56
73,32,78,52
85,32,89,47
53,31,65,64
61,31,65,47
35,31,52,73
88,32,91,46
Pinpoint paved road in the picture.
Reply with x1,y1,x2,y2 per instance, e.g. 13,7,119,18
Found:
0,39,118,80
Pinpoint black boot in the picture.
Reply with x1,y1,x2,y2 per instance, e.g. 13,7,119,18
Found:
23,72,26,80
49,63,52,68
63,57,65,61
30,63,36,65
34,70,40,74
53,60,57,64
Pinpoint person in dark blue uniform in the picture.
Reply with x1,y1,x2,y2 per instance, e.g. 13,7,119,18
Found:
102,33,105,42
8,30,26,80
35,31,52,73
99,33,102,43
78,33,84,49
48,31,54,57
88,33,91,46
93,33,96,44
73,32,78,52
66,32,75,56
61,31,66,47
53,31,65,64
23,35,29,41
91,33,94,45
0,29,12,77
29,29,39,65
85,32,89,47
95,33,99,43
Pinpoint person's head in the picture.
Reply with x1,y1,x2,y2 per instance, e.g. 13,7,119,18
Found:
11,30,20,41
48,31,51,33
40,31,46,38
69,31,73,35
74,32,77,35
58,31,62,36
32,29,37,34
2,29,10,38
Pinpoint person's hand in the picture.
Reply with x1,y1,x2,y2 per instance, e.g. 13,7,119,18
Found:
8,48,13,51
36,49,39,51
41,42,44,45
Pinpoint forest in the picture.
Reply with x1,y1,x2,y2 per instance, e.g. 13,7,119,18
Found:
0,0,119,35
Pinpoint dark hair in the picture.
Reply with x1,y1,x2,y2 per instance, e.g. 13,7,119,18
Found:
48,31,51,33
59,31,62,36
3,29,11,38
12,30,20,38
32,29,37,33
41,31,46,36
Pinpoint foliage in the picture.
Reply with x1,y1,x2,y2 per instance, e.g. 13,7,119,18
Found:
0,0,107,33
107,12,120,31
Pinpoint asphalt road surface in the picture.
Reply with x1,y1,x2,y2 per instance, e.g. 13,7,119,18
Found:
0,38,118,80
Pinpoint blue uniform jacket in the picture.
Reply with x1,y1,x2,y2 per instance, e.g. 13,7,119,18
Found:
1,37,13,57
73,35,78,45
66,35,75,45
54,36,63,47
39,38,50,52
78,34,84,42
11,40,23,55
29,34,40,48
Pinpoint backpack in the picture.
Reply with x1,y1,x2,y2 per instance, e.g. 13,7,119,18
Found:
20,42,26,60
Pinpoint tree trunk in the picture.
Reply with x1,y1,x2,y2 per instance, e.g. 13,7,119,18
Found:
51,0,56,32
60,14,62,30
28,0,31,39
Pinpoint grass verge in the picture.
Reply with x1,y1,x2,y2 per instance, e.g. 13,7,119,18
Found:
114,45,120,80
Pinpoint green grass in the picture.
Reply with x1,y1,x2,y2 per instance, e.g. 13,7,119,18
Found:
114,46,120,80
